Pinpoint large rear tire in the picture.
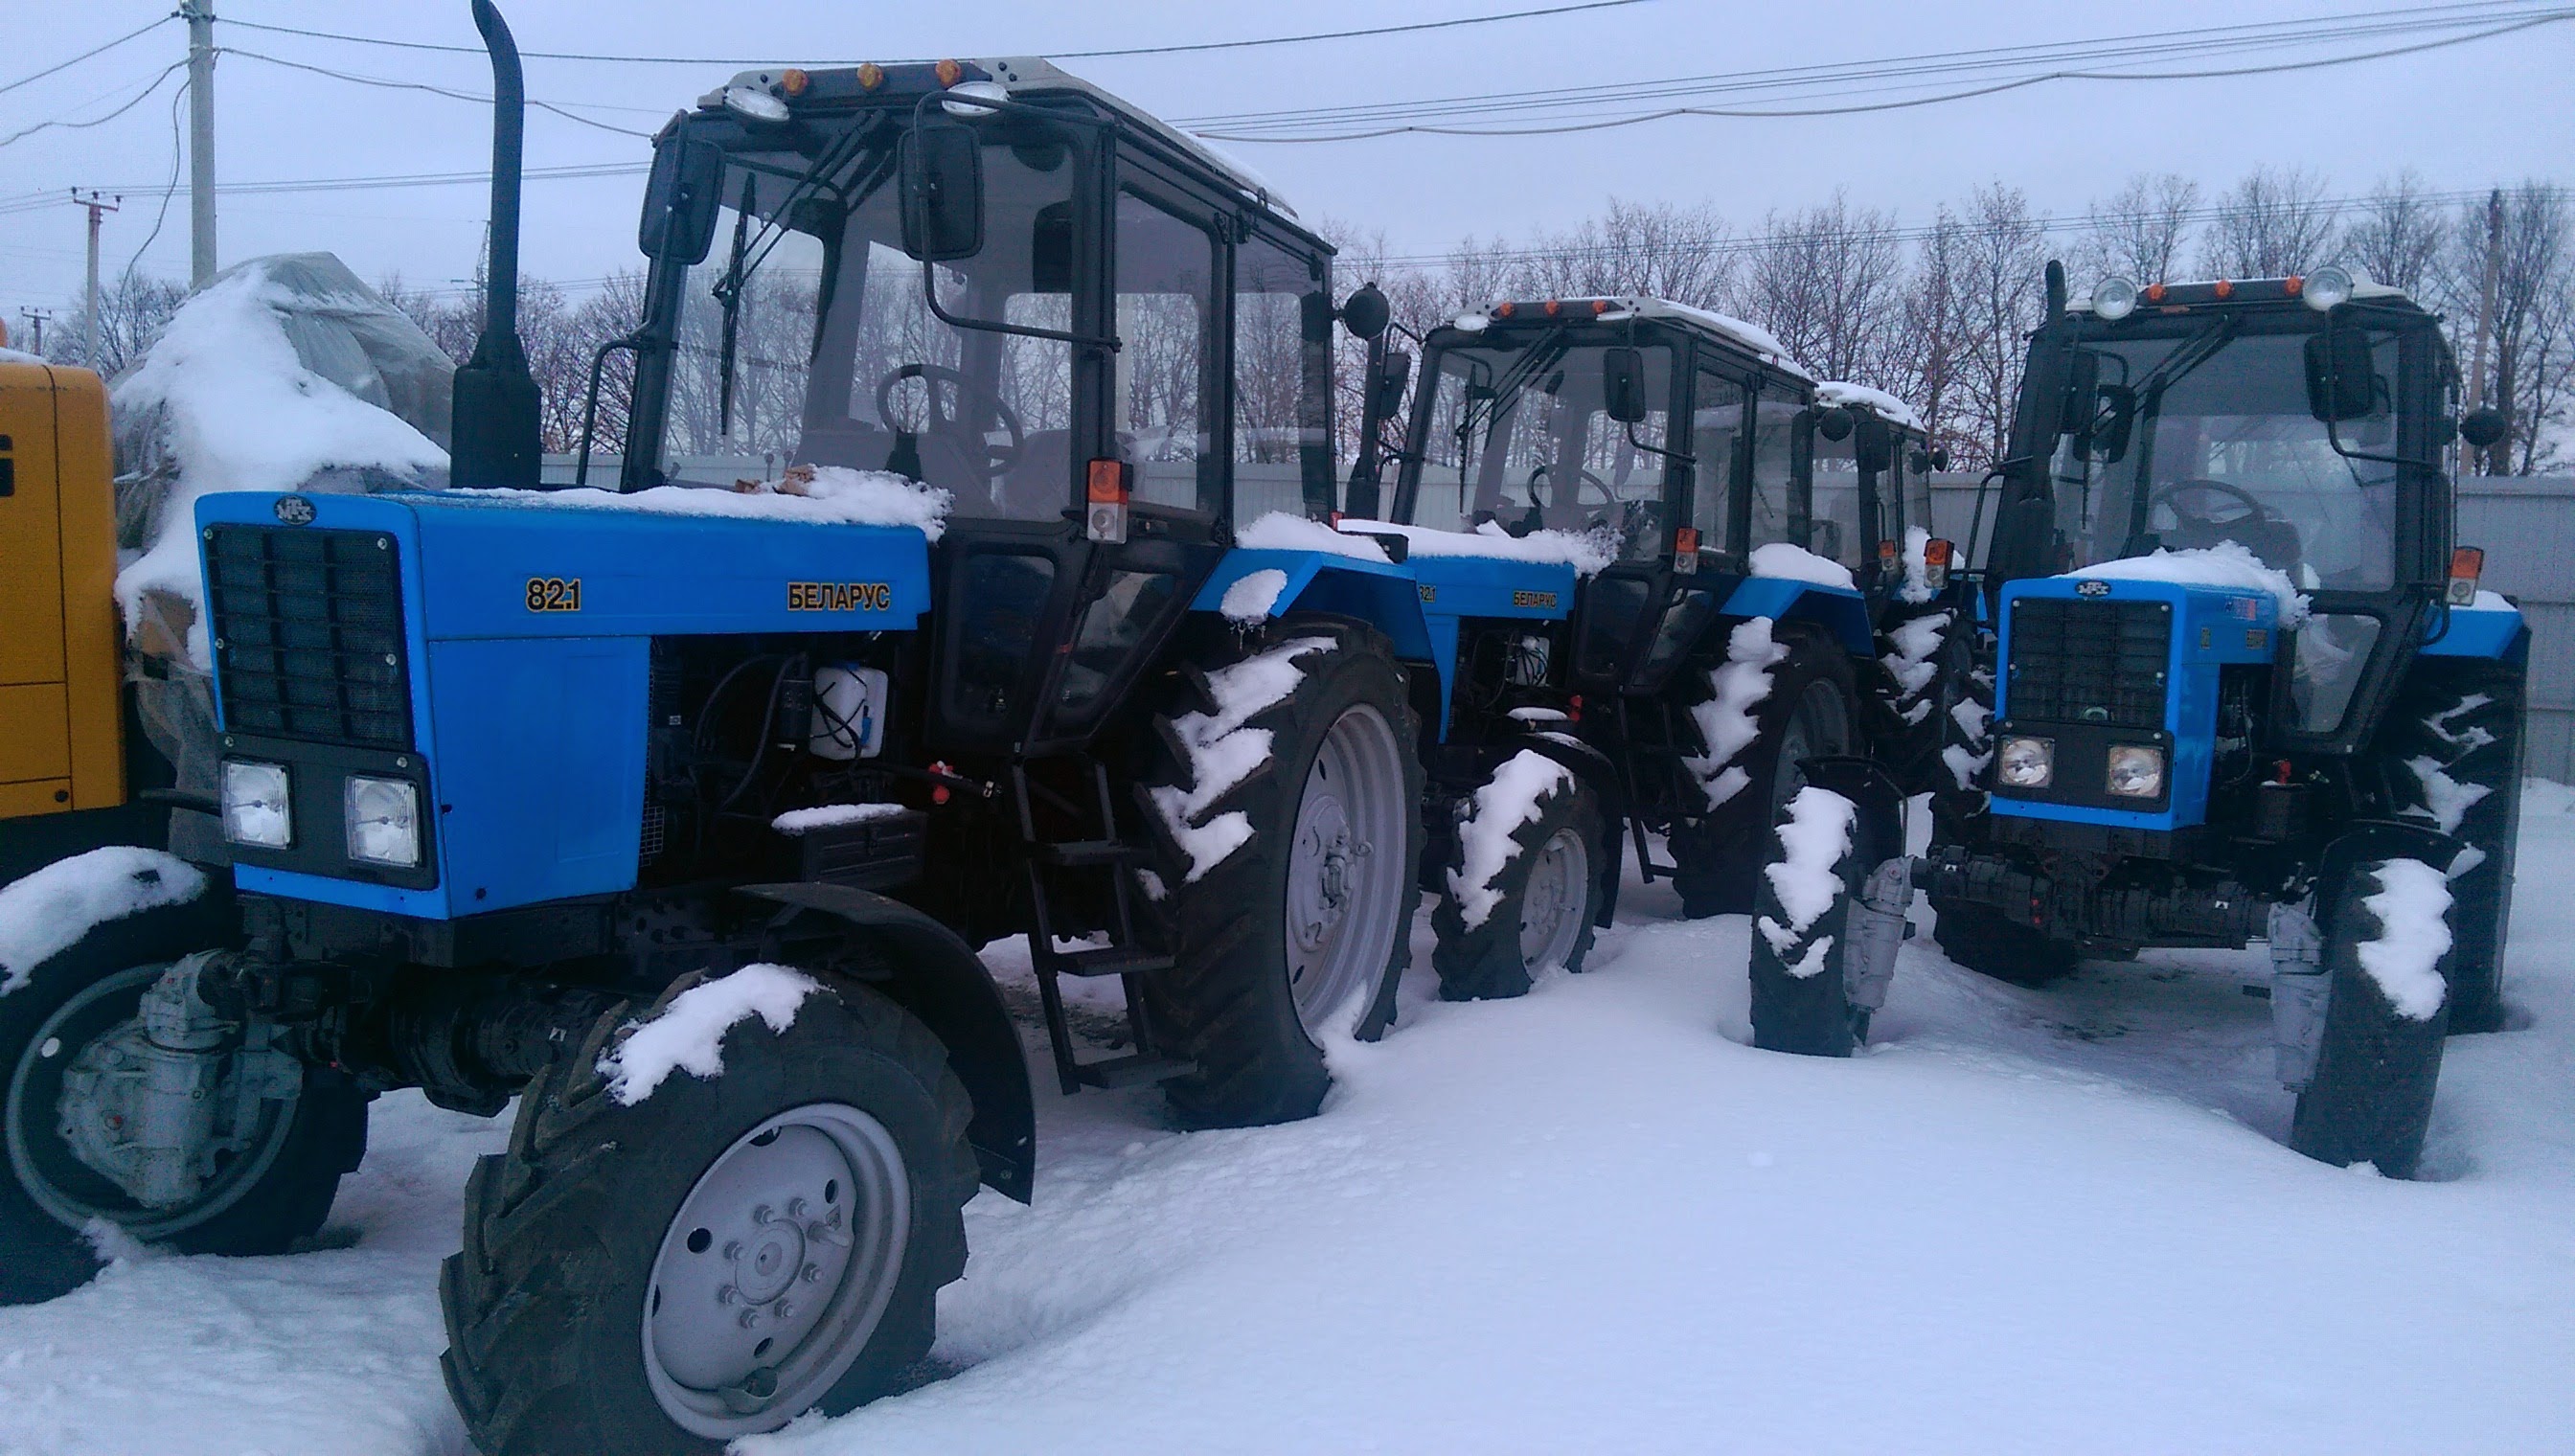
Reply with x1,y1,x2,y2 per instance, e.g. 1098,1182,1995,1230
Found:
1139,618,1425,1128
2,891,366,1307
440,969,977,1454
1672,620,1857,920
2368,659,2525,1035
1432,758,1606,1001
2288,858,2451,1178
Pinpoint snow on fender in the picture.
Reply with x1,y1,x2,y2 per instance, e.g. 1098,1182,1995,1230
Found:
1756,786,1857,978
1447,750,1576,929
0,848,207,996
598,965,821,1105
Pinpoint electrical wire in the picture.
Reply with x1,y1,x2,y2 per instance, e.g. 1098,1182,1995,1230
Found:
0,11,178,99
0,60,187,152
122,74,188,280
218,49,658,137
212,2,1655,66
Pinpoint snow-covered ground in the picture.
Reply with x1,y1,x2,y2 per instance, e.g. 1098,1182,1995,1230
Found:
7,788,2574,1455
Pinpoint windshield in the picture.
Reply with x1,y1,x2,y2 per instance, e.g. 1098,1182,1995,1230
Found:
2048,326,2402,590
1407,338,1670,558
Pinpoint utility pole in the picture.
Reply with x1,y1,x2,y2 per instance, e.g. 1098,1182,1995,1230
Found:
74,190,121,370
2466,187,2503,476
184,0,217,287
20,308,52,354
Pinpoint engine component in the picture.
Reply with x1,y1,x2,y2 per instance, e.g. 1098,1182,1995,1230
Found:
2267,899,2329,1090
1843,855,1912,1013
809,664,890,760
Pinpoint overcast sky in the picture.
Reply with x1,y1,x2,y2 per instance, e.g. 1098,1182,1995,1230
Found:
3,0,2570,330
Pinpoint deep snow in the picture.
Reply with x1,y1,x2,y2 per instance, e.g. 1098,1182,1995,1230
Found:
5,791,2574,1454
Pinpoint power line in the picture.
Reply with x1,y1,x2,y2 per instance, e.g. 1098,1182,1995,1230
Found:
124,74,189,280
219,49,659,137
0,59,188,152
213,1,1654,66
0,11,178,99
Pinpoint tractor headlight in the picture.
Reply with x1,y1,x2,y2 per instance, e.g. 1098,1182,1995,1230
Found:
220,760,293,848
2091,275,2138,321
344,776,422,868
2301,264,2353,311
1997,736,2055,788
2107,745,2166,799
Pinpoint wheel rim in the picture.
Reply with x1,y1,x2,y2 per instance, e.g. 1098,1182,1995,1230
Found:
5,963,302,1240
1284,702,1408,1037
1517,825,1591,974
1769,678,1855,820
643,1103,911,1439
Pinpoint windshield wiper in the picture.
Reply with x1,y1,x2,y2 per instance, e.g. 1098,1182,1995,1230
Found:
1453,327,1568,479
714,175,755,436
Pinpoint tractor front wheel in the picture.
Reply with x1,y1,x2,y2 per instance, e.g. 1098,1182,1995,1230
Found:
1433,755,1607,1001
2287,858,2451,1178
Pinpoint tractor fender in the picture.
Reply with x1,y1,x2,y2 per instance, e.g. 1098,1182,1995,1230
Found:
2309,819,2462,922
2417,595,2528,661
736,881,1035,1203
1719,578,1876,658
1509,728,1629,927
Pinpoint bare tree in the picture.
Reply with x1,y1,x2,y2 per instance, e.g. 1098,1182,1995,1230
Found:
1952,184,2048,468
1742,192,1903,384
1896,206,1975,468
2199,166,2339,279
2450,183,2573,474
2338,171,2450,295
2072,172,2199,284
42,271,187,378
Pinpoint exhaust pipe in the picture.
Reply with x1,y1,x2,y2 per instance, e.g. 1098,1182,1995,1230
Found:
448,0,543,489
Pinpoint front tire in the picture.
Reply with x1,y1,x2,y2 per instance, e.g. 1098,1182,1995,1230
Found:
2370,660,2525,1035
1433,757,1606,1001
439,970,977,1454
1746,785,1886,1056
2288,858,2451,1178
1138,618,1425,1127
1672,620,1857,920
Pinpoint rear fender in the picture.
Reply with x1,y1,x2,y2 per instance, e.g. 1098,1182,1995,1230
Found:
736,882,1035,1202
1719,578,1875,658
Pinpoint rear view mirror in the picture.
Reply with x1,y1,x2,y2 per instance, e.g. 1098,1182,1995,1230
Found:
2459,405,2508,451
1602,347,1648,423
1816,405,1856,443
1030,203,1074,293
638,137,725,264
2094,384,2138,464
1853,414,1893,474
2060,350,2101,436
1929,446,1950,471
2305,325,2378,422
1340,284,1391,342
1374,349,1412,419
1908,447,1933,475
900,122,984,262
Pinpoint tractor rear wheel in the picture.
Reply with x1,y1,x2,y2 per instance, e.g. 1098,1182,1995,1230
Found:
2288,858,2451,1178
2369,659,2525,1035
1672,620,1857,920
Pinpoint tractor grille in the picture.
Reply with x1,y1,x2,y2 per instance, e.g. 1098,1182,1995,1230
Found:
2007,597,2170,731
205,524,413,750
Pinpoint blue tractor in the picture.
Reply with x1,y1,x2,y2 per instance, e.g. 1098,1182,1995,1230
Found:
0,12,1569,1448
1739,262,2526,1179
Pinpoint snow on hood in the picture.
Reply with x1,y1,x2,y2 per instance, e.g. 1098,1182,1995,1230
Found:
458,465,951,540
2061,542,2311,626
0,847,206,996
599,964,822,1105
111,264,448,669
1339,519,1618,577
0,345,44,365
1237,511,1393,563
1814,380,1922,430
1749,541,1857,590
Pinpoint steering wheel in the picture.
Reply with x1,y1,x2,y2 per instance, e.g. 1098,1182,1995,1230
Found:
873,363,1024,479
2151,478,2268,533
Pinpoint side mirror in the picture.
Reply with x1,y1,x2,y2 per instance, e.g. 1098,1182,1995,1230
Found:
1602,346,1648,424
2060,350,2100,436
1374,349,1412,419
638,137,725,264
1909,447,1934,475
2304,325,2377,422
2095,384,2138,464
1339,284,1391,342
900,122,984,262
1929,445,1950,471
1853,414,1893,473
1816,405,1856,443
2458,405,2508,452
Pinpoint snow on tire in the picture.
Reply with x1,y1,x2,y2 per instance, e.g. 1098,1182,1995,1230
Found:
1136,617,1424,1128
440,967,977,1453
1746,785,1876,1057
1432,752,1606,1001
2368,658,2527,1035
2288,857,2452,1178
1671,618,1858,920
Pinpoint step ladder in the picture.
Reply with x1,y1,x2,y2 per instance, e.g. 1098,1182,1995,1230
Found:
1613,695,1699,882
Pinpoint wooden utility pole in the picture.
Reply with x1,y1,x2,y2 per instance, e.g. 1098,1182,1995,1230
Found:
19,308,52,354
74,191,121,370
2466,188,2503,476
184,1,217,286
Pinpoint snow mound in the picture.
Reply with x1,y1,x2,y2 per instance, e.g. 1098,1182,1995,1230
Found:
1340,519,1619,577
1447,751,1575,930
112,264,450,668
1756,785,1857,974
2355,859,2451,1021
1815,380,1922,430
2062,542,2311,626
463,464,950,540
600,965,821,1105
1749,542,1857,590
1149,637,1336,881
1219,568,1291,624
1685,617,1788,808
1237,512,1391,563
772,803,910,835
0,848,207,996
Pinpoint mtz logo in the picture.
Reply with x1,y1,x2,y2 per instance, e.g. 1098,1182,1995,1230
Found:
273,495,316,526
789,580,894,612
1512,589,1559,608
2074,579,2110,597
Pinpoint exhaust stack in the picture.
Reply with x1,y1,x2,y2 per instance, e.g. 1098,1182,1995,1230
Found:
448,0,543,489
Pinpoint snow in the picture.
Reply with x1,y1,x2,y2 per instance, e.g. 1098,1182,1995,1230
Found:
2424,694,2496,752
1218,568,1290,625
111,265,449,669
1446,751,1574,930
2062,542,2313,627
1235,512,1391,563
772,803,911,835
10,786,2575,1451
1748,541,1857,590
1942,741,1994,790
597,965,821,1106
1898,524,1938,604
2354,859,2453,1021
1684,617,1787,808
1616,299,1815,382
1183,133,1294,216
0,345,45,365
1147,637,1335,882
1339,519,1619,577
2402,756,2494,835
462,465,950,541
1882,610,1951,701
0,848,206,996
1755,785,1856,969
1814,379,1922,430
